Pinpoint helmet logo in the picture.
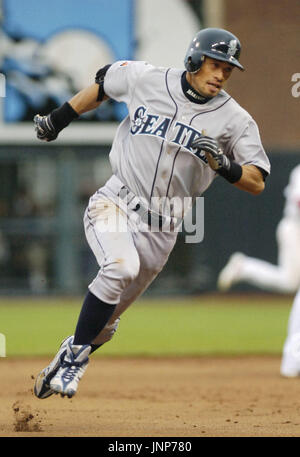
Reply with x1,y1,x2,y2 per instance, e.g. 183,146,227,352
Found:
227,39,237,56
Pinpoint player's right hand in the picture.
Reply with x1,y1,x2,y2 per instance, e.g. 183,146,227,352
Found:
192,136,230,171
33,114,58,142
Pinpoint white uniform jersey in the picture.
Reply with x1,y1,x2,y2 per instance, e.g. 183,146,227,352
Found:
283,165,300,219
104,60,270,216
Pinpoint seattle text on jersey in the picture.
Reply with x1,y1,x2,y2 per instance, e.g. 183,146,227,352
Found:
130,105,208,163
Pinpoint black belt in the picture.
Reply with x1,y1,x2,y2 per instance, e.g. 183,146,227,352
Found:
118,185,180,231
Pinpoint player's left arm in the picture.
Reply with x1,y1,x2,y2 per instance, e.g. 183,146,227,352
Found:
192,135,267,195
233,164,265,195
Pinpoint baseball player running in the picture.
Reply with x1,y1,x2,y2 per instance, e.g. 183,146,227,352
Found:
218,165,300,294
33,28,270,399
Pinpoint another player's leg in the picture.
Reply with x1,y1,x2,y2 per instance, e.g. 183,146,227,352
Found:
218,253,295,292
281,287,300,377
218,219,300,293
217,252,246,291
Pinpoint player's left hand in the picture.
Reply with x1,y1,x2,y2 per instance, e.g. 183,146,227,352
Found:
192,136,230,171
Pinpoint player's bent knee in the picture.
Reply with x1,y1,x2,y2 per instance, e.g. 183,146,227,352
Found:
111,256,140,284
89,254,140,304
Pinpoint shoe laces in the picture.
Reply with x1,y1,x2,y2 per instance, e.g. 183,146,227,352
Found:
61,359,87,381
62,365,81,382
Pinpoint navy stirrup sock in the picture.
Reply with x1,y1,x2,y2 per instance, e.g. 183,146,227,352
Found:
73,291,116,346
90,343,102,353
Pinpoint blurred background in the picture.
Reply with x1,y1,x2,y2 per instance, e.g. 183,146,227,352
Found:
0,0,299,298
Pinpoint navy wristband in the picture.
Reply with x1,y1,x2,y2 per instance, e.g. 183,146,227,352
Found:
217,161,243,183
50,102,79,132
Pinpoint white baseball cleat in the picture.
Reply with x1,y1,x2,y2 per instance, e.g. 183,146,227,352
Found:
280,365,300,378
49,341,91,398
34,335,74,399
280,335,300,378
217,252,245,291
280,355,300,378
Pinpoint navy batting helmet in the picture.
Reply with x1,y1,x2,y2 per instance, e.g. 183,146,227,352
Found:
184,28,244,73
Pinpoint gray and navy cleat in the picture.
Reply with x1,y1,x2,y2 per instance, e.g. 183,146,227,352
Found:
50,341,91,398
34,335,74,399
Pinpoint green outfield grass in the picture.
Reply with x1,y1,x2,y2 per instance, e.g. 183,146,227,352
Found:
0,294,293,357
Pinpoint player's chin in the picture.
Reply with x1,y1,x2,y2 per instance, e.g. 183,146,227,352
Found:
206,83,222,96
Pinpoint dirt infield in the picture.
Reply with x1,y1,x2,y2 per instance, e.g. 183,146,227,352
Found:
1,356,300,437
